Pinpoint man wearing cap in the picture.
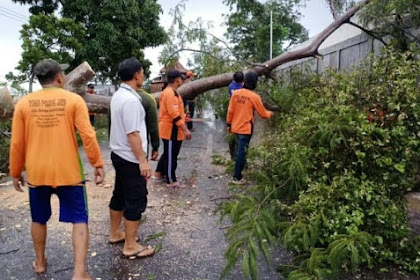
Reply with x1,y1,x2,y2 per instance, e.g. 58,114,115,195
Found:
9,58,104,279
227,71,273,184
86,83,97,126
155,69,192,188
184,70,196,131
108,57,154,259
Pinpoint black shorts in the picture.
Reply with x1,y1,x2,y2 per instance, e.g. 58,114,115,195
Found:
109,152,148,221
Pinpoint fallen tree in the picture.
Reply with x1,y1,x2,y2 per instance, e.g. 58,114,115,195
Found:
0,0,371,119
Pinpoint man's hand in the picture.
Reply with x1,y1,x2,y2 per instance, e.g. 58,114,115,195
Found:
184,129,192,140
13,175,25,192
226,126,231,133
139,159,152,179
151,151,159,161
268,111,274,118
95,167,105,184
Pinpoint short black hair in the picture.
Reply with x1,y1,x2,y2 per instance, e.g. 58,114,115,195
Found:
117,58,143,81
233,71,244,83
33,59,69,85
162,81,168,91
243,71,258,90
87,83,95,88
167,70,183,84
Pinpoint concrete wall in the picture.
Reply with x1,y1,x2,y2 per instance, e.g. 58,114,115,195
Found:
276,32,384,78
275,22,420,79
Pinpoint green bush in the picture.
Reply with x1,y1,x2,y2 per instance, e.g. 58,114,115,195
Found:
220,46,420,279
0,120,11,173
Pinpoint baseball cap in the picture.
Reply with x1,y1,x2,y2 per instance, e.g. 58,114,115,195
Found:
33,59,69,78
186,70,196,78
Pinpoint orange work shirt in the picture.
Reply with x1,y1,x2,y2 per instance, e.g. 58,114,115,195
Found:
158,87,185,141
226,88,271,135
9,87,104,187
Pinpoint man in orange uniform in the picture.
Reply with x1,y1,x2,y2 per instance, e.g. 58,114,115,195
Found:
226,71,273,184
9,59,104,280
155,70,192,188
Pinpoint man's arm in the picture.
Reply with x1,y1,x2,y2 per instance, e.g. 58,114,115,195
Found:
9,102,26,192
123,99,152,177
74,97,104,183
252,94,273,119
226,94,236,132
127,131,151,178
142,93,160,156
164,93,191,140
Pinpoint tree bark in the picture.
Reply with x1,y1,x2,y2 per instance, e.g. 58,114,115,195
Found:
0,87,14,119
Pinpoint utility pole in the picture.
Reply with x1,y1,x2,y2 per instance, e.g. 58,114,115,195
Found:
270,9,273,60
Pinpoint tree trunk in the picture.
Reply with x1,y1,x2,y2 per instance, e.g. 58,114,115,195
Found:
0,87,14,119
178,0,370,100
0,0,371,118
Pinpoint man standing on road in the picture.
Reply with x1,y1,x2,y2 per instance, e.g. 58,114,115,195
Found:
137,88,159,160
227,71,244,160
228,71,244,98
86,83,96,126
154,70,192,188
226,71,273,184
184,70,197,131
9,58,105,280
108,58,154,259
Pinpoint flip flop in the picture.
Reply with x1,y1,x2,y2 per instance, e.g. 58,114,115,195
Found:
123,245,155,259
166,182,186,188
109,236,139,244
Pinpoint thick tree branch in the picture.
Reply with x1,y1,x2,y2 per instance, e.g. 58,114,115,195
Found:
1,0,372,116
347,21,388,45
178,0,371,100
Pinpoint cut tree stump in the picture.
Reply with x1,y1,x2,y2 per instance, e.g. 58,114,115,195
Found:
0,87,14,119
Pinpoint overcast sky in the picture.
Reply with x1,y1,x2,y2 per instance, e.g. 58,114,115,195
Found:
0,0,333,85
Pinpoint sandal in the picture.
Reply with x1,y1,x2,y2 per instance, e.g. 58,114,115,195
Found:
123,245,154,259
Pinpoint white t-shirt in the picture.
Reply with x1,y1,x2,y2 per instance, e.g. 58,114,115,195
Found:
110,83,147,164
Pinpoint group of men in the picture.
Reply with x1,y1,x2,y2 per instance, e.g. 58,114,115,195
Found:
227,71,274,184
8,56,272,279
8,57,193,279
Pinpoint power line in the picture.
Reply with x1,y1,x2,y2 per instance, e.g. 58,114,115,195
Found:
0,11,27,24
0,5,28,21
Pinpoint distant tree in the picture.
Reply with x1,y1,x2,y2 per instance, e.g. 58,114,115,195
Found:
6,13,84,92
223,0,308,63
11,0,167,83
325,0,356,19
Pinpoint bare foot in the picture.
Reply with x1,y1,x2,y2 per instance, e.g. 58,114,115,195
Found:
32,259,47,274
109,232,140,244
153,171,163,179
166,182,185,188
72,272,92,280
108,231,125,243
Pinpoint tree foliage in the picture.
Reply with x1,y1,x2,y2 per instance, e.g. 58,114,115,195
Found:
159,1,247,117
324,0,355,19
219,45,420,279
359,0,420,51
223,0,308,63
11,0,167,83
7,13,85,91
